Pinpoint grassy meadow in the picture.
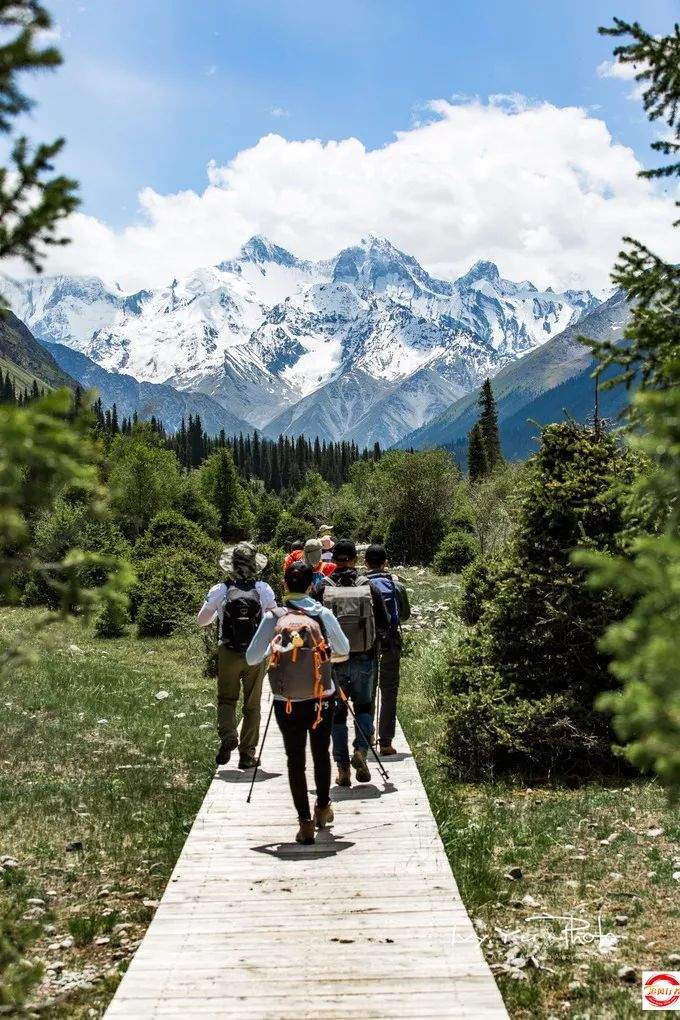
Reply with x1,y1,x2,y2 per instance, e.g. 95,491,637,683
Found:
1,570,678,1018
0,610,215,1017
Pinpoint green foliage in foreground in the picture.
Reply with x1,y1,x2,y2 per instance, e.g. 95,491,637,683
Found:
446,422,638,779
576,18,680,797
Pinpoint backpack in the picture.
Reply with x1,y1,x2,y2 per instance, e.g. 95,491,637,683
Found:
322,578,376,654
220,582,262,652
368,573,400,630
268,609,333,721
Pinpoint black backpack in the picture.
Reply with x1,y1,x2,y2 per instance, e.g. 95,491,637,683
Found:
221,582,262,652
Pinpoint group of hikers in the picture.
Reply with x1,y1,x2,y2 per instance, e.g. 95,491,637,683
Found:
196,527,410,845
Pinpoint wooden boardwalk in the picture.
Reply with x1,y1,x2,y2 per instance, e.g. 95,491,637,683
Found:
106,689,507,1019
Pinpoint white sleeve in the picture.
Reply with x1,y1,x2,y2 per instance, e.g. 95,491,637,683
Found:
197,582,227,627
257,581,277,611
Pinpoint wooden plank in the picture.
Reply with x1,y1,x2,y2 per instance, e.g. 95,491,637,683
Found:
105,688,507,1019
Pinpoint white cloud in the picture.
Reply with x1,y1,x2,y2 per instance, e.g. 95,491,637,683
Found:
26,96,678,293
269,105,290,118
597,59,647,101
205,64,217,77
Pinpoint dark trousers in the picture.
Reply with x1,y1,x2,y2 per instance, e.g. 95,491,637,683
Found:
374,645,401,745
274,696,336,822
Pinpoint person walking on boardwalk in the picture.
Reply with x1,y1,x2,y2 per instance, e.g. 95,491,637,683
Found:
317,539,390,787
246,562,350,845
197,543,276,769
363,543,411,756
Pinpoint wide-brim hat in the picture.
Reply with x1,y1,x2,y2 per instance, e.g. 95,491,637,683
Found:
320,535,335,551
318,524,334,537
219,542,268,578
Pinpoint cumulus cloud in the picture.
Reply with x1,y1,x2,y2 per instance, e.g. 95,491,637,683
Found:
597,59,647,101
29,96,677,293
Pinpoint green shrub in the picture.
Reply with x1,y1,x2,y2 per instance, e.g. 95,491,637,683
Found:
274,513,311,550
445,666,617,780
259,543,286,603
255,494,283,543
459,557,499,625
433,530,478,574
130,549,215,623
24,500,130,608
133,511,220,565
136,554,210,637
177,475,221,536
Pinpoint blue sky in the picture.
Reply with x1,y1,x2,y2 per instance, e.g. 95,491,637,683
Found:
30,0,676,226
9,0,677,292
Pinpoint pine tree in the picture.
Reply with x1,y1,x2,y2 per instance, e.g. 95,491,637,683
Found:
467,422,488,481
478,378,503,469
0,2,79,292
575,19,680,795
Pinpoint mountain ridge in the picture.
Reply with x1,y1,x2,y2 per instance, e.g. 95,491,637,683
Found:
4,236,601,446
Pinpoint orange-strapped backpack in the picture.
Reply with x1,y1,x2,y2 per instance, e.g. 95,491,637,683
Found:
268,608,333,726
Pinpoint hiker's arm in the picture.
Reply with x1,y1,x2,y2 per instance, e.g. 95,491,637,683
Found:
258,581,277,611
245,612,277,665
321,608,350,657
197,583,225,627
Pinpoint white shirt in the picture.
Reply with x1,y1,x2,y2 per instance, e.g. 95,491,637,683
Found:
197,581,277,643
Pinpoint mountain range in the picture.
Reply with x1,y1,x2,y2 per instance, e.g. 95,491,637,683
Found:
4,235,604,449
400,289,631,458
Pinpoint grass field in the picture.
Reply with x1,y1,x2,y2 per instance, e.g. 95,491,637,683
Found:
2,573,679,1018
398,567,680,1019
0,356,50,395
0,609,215,1017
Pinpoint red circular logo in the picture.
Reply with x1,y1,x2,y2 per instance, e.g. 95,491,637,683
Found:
644,973,680,1009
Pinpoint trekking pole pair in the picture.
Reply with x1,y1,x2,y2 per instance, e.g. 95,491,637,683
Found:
337,685,390,783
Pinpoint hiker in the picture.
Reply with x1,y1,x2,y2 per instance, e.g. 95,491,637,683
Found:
303,538,326,596
283,539,305,573
316,539,390,786
318,525,336,576
363,543,411,756
197,542,276,769
246,562,350,845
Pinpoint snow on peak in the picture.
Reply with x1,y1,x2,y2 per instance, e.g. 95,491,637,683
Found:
238,235,300,268
457,260,501,286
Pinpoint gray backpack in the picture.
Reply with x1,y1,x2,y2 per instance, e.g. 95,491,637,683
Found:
322,579,376,654
267,609,333,706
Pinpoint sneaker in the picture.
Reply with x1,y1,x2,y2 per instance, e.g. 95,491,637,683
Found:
379,744,398,756
336,765,351,787
314,803,334,829
238,753,258,770
215,736,238,765
295,819,316,845
351,749,371,783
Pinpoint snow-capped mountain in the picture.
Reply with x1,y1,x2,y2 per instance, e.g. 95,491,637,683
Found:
4,236,600,446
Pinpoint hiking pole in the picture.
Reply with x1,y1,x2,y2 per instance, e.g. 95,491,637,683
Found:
247,697,274,804
337,686,389,782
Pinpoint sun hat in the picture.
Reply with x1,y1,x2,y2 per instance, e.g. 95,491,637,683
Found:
304,538,323,568
320,535,335,551
318,524,334,537
219,542,267,580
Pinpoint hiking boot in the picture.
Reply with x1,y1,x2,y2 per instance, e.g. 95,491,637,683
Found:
238,753,258,770
314,803,334,829
351,749,371,783
380,744,397,756
295,819,316,845
336,765,352,787
215,736,238,765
